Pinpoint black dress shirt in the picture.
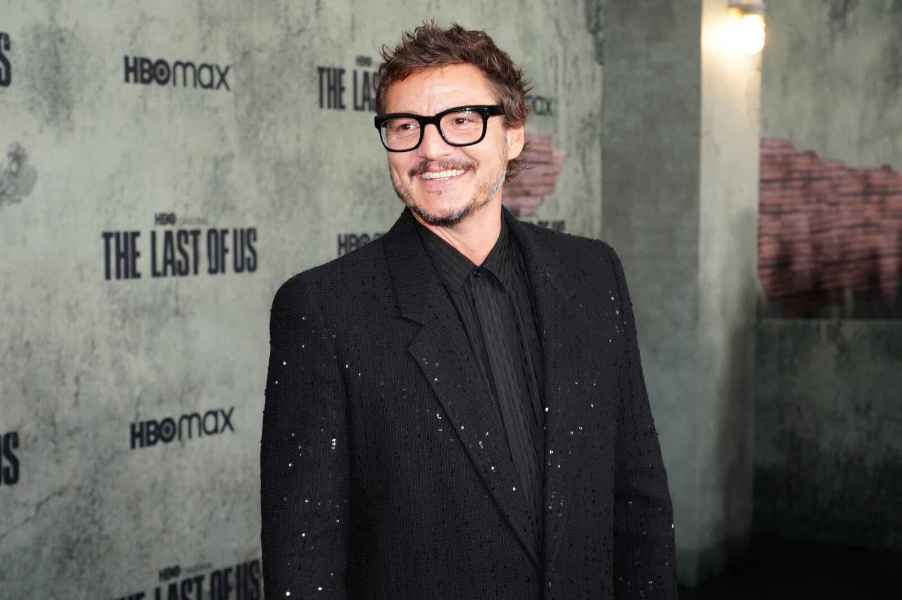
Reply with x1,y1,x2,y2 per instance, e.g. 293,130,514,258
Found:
415,214,546,557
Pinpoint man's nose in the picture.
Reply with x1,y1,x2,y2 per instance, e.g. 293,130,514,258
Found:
418,122,452,158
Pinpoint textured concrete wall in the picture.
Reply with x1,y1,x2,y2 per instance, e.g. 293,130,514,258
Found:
755,0,902,551
755,319,902,550
603,0,703,583
0,2,601,598
762,0,902,169
603,0,761,586
695,0,761,579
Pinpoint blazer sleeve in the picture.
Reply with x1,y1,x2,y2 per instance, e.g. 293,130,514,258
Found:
605,243,678,599
261,276,350,599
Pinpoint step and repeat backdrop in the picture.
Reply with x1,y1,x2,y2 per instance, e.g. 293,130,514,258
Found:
0,2,602,598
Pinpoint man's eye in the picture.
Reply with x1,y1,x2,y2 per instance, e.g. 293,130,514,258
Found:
452,115,478,126
388,121,417,133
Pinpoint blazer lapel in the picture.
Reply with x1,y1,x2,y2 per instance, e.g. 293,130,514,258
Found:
383,207,541,570
502,207,589,570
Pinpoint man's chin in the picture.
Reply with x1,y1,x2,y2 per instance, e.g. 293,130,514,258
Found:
402,195,478,227
391,179,486,227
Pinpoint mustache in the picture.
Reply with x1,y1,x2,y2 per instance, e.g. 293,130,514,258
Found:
409,159,475,177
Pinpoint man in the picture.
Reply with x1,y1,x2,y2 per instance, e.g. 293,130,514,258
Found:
261,22,676,599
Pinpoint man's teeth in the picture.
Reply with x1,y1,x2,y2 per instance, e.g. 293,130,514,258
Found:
421,169,465,180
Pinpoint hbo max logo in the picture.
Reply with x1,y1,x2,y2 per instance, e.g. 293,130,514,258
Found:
123,55,230,91
130,407,235,450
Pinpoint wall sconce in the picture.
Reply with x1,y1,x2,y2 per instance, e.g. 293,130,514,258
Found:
726,1,766,55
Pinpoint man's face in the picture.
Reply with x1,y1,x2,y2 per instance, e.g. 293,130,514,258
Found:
382,63,524,228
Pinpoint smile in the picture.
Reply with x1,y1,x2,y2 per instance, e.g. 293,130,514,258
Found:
420,169,466,180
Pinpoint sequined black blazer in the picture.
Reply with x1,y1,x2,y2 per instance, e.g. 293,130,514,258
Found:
261,206,677,599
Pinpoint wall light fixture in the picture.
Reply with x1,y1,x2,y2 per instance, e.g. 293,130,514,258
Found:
726,1,767,56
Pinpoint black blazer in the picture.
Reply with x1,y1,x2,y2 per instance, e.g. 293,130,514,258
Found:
261,206,677,599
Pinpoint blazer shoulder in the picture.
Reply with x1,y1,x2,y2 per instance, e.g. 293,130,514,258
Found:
271,236,385,315
521,223,633,297
520,220,619,264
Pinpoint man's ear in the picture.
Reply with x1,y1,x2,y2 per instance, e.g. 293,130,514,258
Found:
506,124,525,160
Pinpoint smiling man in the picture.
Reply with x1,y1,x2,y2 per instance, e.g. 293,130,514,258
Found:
261,22,677,600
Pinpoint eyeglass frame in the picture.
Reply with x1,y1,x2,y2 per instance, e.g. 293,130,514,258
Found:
373,104,506,152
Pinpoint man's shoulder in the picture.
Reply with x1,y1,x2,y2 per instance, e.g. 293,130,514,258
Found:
514,220,636,301
516,219,618,265
271,236,386,314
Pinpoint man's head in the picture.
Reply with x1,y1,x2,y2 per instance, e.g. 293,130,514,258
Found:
375,22,530,228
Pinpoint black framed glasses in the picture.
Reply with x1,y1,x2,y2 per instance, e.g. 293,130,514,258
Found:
374,104,505,152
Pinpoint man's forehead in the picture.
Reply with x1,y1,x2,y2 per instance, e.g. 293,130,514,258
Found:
383,63,497,113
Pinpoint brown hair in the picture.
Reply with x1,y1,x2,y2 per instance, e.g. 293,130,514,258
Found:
375,21,531,180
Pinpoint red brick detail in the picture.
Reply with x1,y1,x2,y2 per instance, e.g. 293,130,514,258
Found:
502,133,566,218
759,138,902,316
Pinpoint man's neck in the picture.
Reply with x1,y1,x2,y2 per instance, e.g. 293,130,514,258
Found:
412,198,503,266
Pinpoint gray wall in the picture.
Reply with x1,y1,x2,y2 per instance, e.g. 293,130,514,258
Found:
756,0,902,551
0,2,602,598
762,0,902,169
755,320,902,550
603,0,761,586
602,0,705,582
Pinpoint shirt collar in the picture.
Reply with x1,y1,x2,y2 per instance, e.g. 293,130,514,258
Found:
415,212,515,291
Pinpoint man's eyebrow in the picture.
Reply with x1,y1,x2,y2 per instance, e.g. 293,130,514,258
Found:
382,105,489,116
